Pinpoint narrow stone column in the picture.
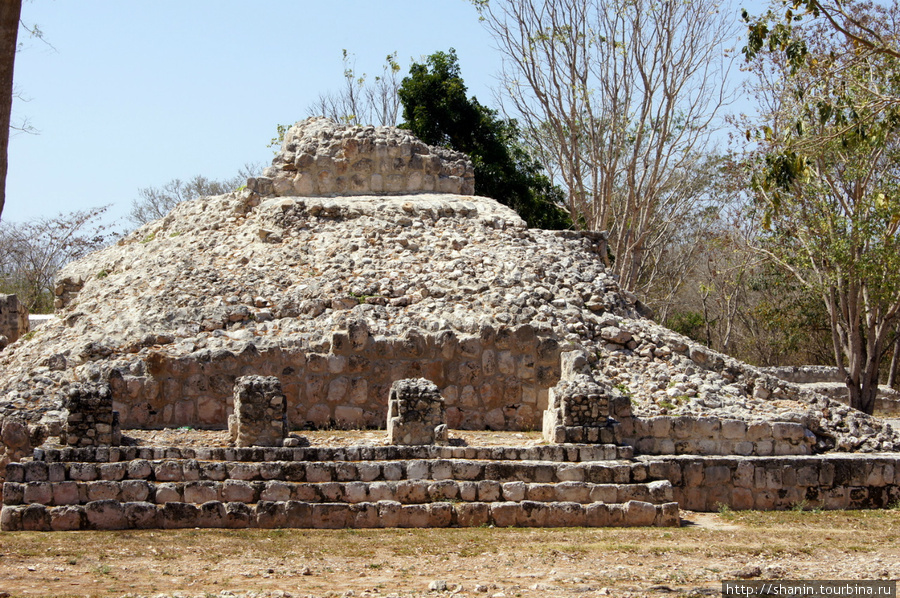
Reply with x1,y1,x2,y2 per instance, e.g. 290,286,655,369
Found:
0,294,29,348
64,383,121,447
387,378,448,446
228,376,287,447
543,374,627,444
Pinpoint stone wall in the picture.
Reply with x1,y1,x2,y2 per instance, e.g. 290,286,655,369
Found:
0,294,28,347
112,325,562,431
618,416,815,456
64,383,121,447
642,454,900,511
762,365,843,384
763,365,900,415
248,117,475,198
228,376,287,448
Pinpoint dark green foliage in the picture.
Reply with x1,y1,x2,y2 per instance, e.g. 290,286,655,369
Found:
397,49,570,230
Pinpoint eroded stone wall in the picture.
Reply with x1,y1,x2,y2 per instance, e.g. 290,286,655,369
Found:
644,454,900,511
228,376,287,447
0,294,28,347
248,117,475,198
111,325,562,431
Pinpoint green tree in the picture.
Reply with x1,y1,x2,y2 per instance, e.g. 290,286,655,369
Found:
744,2,900,414
397,49,570,230
307,50,403,127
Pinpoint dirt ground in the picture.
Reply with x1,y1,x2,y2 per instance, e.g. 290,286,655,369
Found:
1,509,898,598
2,430,898,598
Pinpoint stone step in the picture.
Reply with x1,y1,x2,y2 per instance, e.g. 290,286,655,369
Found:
32,443,633,464
2,478,675,507
0,498,680,531
8,458,651,485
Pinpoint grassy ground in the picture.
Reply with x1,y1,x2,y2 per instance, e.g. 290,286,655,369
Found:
0,509,898,598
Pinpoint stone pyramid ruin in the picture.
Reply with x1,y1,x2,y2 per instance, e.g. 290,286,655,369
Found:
1,117,899,531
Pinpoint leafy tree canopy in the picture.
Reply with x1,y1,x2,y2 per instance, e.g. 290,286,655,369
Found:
397,49,570,230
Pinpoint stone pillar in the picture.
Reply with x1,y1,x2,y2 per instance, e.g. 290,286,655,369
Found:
64,383,121,447
387,378,448,446
542,374,628,444
0,294,29,348
228,376,287,447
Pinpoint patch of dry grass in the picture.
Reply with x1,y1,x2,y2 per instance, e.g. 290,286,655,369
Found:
1,511,898,597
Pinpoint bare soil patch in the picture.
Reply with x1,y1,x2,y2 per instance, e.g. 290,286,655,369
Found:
0,510,898,598
119,429,546,449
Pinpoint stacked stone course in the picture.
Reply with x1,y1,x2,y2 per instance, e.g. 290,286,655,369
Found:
1,443,678,531
64,383,121,447
228,376,287,447
115,324,561,432
0,294,28,348
387,378,448,446
248,117,475,198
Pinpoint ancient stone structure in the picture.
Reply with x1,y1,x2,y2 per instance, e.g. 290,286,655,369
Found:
2,120,900,530
0,294,28,348
248,117,475,198
228,376,287,448
543,374,629,445
4,443,900,531
387,378,448,446
764,365,900,416
63,383,121,448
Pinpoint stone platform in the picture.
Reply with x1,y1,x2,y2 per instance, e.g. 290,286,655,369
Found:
1,442,678,531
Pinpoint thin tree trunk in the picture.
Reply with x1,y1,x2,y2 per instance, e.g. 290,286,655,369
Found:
888,330,899,390
0,0,22,221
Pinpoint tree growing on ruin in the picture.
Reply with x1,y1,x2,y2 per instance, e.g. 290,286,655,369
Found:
471,0,737,292
398,49,570,230
307,50,403,128
744,1,900,414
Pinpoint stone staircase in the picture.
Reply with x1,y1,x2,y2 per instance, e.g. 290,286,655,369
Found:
1,443,680,531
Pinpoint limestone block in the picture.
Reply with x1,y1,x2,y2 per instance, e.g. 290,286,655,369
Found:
222,480,256,503
477,480,501,502
501,481,527,502
85,499,127,530
64,383,120,447
387,378,447,446
52,481,79,506
400,504,431,528
229,376,287,448
456,502,490,527
490,501,519,527
159,502,199,529
516,501,550,527
50,506,83,531
0,294,29,345
86,481,120,502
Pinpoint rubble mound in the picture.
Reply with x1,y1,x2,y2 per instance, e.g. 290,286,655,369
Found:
0,119,897,472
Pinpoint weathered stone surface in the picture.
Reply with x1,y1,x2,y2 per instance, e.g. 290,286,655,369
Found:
387,378,447,446
0,294,29,348
63,383,121,447
228,376,287,447
250,117,475,198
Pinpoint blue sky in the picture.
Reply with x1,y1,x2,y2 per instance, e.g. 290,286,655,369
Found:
8,1,500,226
8,1,760,229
